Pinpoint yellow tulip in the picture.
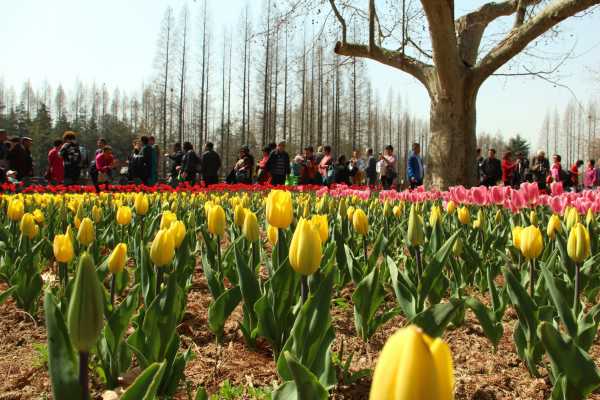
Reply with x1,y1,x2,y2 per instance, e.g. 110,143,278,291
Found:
429,205,441,227
512,226,523,249
134,193,149,216
92,205,103,223
529,210,538,227
347,206,355,221
20,213,38,239
495,209,502,224
234,204,246,227
567,223,591,263
74,216,82,230
77,217,95,246
383,200,392,217
310,214,329,242
446,201,456,215
160,211,177,230
265,190,293,229
457,207,470,225
168,220,186,248
242,211,260,242
393,205,402,218
408,205,425,247
267,225,279,246
108,243,128,274
289,218,322,276
53,233,74,263
338,198,348,219
352,208,369,236
370,325,454,400
7,199,24,221
207,205,226,237
116,206,132,226
519,225,543,260
150,229,175,267
33,209,45,224
452,238,463,257
586,208,595,226
566,207,579,231
547,215,561,239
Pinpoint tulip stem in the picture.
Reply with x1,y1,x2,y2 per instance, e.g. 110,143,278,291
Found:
529,260,535,298
59,262,68,293
156,266,163,294
363,239,368,265
110,274,116,307
300,276,309,304
216,236,222,275
79,351,90,400
574,263,580,317
277,228,285,269
415,247,422,285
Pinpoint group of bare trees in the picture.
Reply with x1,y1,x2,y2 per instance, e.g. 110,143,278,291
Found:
538,98,599,164
0,0,430,177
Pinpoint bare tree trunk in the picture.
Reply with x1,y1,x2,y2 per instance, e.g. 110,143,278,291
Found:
262,0,272,147
199,0,208,148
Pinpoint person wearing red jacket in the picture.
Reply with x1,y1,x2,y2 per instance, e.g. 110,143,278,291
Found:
93,145,115,192
501,151,517,187
47,139,64,184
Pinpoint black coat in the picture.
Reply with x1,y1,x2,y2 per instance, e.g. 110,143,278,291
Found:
201,150,221,178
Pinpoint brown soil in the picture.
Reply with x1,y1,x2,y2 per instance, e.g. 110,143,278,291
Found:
2,275,600,400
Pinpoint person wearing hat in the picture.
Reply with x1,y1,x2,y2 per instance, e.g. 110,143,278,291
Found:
266,141,290,186
59,131,82,185
530,150,550,191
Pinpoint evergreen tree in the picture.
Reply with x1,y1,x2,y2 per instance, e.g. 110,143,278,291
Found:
508,135,531,157
30,103,53,173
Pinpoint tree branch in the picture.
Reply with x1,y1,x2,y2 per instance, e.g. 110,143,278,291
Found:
334,41,433,89
473,0,600,87
328,0,347,44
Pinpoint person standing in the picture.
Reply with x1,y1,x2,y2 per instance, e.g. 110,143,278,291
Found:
201,142,221,186
229,146,254,184
166,143,184,185
180,142,199,184
550,154,571,189
583,160,597,189
139,136,153,185
256,146,272,184
530,150,550,191
47,139,64,184
349,149,366,185
569,160,584,191
299,146,319,185
94,145,115,192
127,140,144,183
59,131,82,185
334,155,352,185
501,151,517,187
318,145,334,185
148,136,159,185
407,143,424,189
89,138,107,188
514,151,530,186
381,145,397,190
480,148,502,187
267,141,290,186
365,148,377,187
22,137,34,180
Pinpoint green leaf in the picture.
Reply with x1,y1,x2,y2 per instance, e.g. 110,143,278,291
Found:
274,352,329,400
387,257,417,319
411,298,464,338
0,286,16,305
541,260,577,339
465,297,503,348
352,266,385,341
121,361,167,400
208,286,242,340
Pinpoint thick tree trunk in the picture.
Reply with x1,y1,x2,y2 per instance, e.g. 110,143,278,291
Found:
426,85,478,189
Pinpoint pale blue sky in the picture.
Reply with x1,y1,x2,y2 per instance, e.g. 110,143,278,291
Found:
1,0,599,145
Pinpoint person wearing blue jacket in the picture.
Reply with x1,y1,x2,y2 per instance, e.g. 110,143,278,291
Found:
407,142,424,189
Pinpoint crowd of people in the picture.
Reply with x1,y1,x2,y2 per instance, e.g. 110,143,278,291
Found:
476,147,600,192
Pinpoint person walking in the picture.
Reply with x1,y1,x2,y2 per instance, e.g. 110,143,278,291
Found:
148,136,159,185
407,143,424,189
266,141,290,186
139,136,153,185
47,139,64,184
59,131,82,185
530,150,550,191
200,142,221,186
480,148,502,187
583,160,597,189
179,142,199,185
501,151,517,187
166,143,184,185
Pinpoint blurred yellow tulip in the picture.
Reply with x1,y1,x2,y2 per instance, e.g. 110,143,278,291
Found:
289,218,322,276
108,243,128,274
265,190,293,229
429,205,441,227
370,325,454,400
20,213,38,239
134,193,149,216
310,214,329,242
512,226,523,249
457,207,470,225
7,199,24,221
53,233,74,263
168,220,186,248
116,206,132,226
352,208,369,236
242,211,260,242
267,224,279,246
408,205,425,247
77,217,95,246
519,225,543,260
150,229,175,267
33,209,45,224
529,210,538,227
586,208,595,226
547,214,561,239
446,201,456,215
234,204,246,227
207,205,226,237
92,205,103,223
160,211,177,230
566,207,579,231
567,223,591,263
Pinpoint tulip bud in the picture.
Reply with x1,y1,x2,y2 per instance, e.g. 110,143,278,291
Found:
338,198,348,219
452,237,463,257
108,243,128,274
116,206,132,226
289,218,322,276
352,208,369,236
393,205,402,218
383,200,392,217
168,220,186,248
303,202,310,219
20,212,38,239
529,210,538,227
512,226,523,249
92,205,103,223
67,252,105,352
150,229,175,267
267,225,278,246
53,233,74,263
370,325,454,400
33,209,45,224
234,204,246,227
7,199,24,222
519,225,543,260
265,190,293,229
495,209,502,224
77,217,95,246
160,210,177,230
566,207,579,231
134,193,149,216
429,205,441,228
408,205,425,247
446,201,456,215
207,205,226,237
457,207,470,225
567,223,591,263
347,206,355,221
547,214,561,239
310,214,329,242
586,208,595,226
242,211,260,243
